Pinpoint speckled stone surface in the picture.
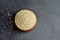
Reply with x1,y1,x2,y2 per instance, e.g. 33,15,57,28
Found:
0,0,60,40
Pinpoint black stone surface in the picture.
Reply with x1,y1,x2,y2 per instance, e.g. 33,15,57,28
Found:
0,0,60,40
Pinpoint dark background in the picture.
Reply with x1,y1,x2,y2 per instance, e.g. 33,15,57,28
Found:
0,0,60,40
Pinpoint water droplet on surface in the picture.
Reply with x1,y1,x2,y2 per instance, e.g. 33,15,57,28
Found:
11,37,14,40
6,8,8,10
1,10,4,13
5,32,7,34
7,13,10,16
1,29,4,33
10,26,13,29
